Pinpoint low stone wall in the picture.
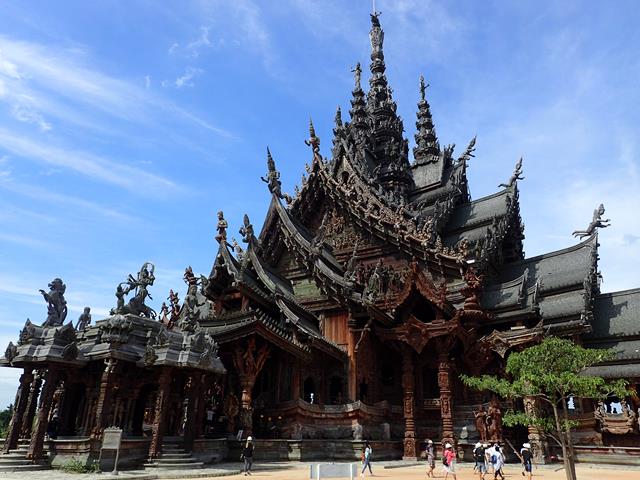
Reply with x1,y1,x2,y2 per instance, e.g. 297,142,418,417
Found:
227,439,403,462
556,445,640,466
192,438,228,463
47,437,151,470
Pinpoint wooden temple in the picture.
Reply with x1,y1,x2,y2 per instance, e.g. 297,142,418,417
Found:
2,12,639,469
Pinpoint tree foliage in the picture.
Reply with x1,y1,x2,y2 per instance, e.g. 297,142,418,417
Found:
460,337,631,480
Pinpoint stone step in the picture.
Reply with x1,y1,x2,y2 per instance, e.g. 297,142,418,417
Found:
160,453,193,459
0,458,33,465
157,457,199,464
0,464,49,472
144,461,204,470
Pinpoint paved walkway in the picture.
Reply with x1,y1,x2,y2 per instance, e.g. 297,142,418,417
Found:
1,462,638,480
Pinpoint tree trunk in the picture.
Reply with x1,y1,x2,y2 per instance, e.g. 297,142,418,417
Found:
561,398,578,480
551,402,576,480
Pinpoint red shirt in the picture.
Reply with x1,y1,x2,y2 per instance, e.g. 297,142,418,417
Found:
444,449,456,464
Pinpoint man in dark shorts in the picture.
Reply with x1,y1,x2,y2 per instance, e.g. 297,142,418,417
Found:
473,442,487,479
520,443,533,480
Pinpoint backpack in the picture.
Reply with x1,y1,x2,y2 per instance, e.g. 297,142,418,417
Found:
442,456,448,467
474,447,484,461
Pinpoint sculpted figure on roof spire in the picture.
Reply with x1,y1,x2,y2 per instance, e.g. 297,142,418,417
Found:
40,278,67,327
499,157,524,188
239,214,254,243
572,204,611,239
369,12,384,56
215,211,228,243
110,262,156,318
261,148,292,204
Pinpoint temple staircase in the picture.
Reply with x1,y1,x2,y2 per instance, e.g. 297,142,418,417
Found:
0,441,50,472
144,439,204,470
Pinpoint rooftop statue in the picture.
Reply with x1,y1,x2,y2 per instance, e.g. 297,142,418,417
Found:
369,12,384,56
351,62,362,90
498,157,524,188
304,118,321,156
261,148,292,204
75,307,91,331
215,211,228,243
110,262,156,318
572,204,611,239
40,278,68,327
239,214,254,243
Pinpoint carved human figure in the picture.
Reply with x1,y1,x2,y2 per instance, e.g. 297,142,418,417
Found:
487,398,503,440
215,211,228,243
40,278,67,327
498,157,524,188
223,393,239,433
111,263,156,318
369,12,384,55
75,307,92,331
474,405,488,442
239,214,254,243
351,62,362,89
572,204,611,239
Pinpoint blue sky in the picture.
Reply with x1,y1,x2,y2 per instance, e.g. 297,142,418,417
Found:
0,0,639,408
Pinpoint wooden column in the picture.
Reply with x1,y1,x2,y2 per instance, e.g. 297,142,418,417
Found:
21,372,42,439
524,395,548,464
194,374,208,439
401,347,418,459
291,362,301,401
148,368,172,459
231,337,270,437
3,368,33,453
438,353,455,446
91,359,117,438
183,373,201,448
27,368,59,460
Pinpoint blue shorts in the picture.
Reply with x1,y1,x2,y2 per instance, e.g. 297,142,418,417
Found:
475,461,487,473
524,462,532,472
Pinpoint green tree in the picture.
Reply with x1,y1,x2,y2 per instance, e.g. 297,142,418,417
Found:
460,337,630,480
0,404,13,438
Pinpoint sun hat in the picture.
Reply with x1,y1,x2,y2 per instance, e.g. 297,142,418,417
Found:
427,439,433,444
247,436,253,441
475,442,482,448
523,443,531,449
445,443,452,448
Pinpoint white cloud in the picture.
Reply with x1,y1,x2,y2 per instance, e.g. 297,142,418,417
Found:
0,232,51,249
0,127,179,194
10,103,51,131
186,26,211,56
145,75,151,89
175,67,202,88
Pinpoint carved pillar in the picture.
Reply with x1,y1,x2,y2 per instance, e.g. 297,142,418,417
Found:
3,368,33,452
91,359,117,438
401,347,417,459
21,372,42,439
438,353,455,446
291,363,301,401
194,374,208,439
238,375,255,435
231,337,271,437
27,368,59,460
524,395,548,464
183,373,201,447
148,368,172,459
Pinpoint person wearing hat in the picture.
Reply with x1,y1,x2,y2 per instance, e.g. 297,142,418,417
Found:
520,443,533,480
473,441,487,479
242,436,254,476
424,439,435,478
443,443,457,480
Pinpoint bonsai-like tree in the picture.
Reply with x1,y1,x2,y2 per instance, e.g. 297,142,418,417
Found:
460,337,630,480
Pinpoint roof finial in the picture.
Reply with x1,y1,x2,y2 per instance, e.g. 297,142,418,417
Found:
498,157,524,188
572,204,611,239
351,62,362,90
261,147,293,204
304,118,320,155
419,75,429,102
335,106,343,128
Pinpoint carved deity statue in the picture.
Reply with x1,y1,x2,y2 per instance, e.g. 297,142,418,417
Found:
572,203,611,239
487,398,503,440
499,157,524,188
110,263,156,318
75,307,92,331
474,405,488,442
239,214,254,243
369,12,384,55
40,278,68,327
223,392,240,434
304,118,321,155
215,211,228,243
261,148,292,203
351,62,362,90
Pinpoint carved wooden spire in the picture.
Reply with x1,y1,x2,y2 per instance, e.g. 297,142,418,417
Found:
413,74,440,164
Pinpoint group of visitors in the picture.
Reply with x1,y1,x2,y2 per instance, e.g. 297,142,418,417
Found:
423,440,533,479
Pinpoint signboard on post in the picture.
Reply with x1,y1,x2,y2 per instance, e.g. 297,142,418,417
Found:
99,427,123,475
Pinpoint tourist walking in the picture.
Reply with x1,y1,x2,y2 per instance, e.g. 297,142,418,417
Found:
442,443,457,480
425,439,435,478
361,441,373,477
493,445,505,480
485,443,497,475
520,443,533,480
473,442,487,479
241,436,254,476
